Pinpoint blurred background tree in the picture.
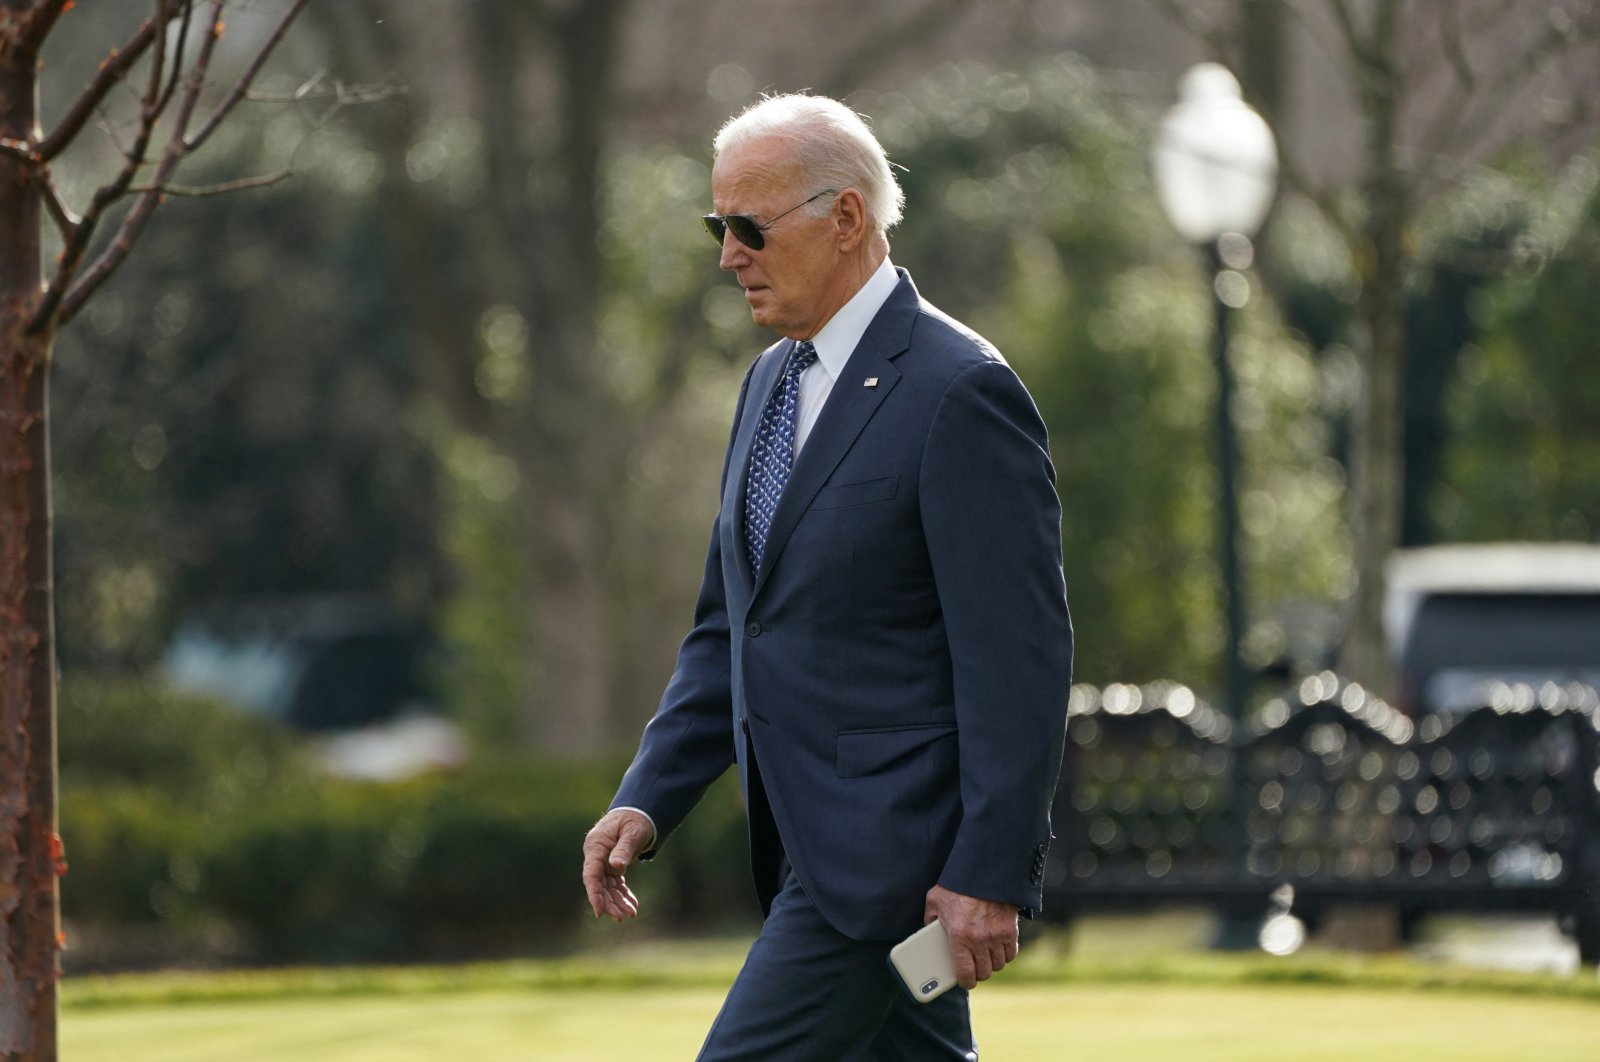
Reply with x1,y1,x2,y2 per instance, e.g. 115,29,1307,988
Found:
9,0,1593,985
41,0,1600,759
1151,0,1600,693
858,62,1348,691
51,140,445,668
1430,153,1600,542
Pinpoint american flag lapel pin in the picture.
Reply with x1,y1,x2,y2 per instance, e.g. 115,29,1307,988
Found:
863,377,879,388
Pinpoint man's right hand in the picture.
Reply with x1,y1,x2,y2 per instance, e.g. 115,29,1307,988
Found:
582,808,655,923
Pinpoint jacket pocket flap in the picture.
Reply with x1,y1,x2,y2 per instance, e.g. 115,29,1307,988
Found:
812,475,898,511
836,723,957,778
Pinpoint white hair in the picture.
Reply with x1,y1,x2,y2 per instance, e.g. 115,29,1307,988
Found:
713,94,905,235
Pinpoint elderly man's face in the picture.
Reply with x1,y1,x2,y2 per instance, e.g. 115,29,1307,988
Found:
710,137,851,340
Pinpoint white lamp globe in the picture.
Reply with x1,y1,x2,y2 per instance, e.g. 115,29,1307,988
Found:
1153,63,1279,243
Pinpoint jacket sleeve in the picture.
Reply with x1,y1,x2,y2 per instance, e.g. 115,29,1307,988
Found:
608,365,755,852
919,359,1073,913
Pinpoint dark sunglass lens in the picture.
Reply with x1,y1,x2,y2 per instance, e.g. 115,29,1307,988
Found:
702,213,765,251
726,215,765,251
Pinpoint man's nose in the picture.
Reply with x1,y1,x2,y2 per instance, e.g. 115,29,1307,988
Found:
718,232,748,271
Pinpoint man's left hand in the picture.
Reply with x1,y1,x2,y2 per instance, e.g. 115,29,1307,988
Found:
923,885,1019,990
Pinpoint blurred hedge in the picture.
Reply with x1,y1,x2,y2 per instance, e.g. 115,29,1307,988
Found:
58,675,755,967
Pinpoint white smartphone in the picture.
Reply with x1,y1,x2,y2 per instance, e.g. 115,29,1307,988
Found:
887,919,959,1004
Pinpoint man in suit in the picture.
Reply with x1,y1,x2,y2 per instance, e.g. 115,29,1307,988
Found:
581,93,1073,1059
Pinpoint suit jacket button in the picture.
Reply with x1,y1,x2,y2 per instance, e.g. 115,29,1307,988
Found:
745,620,762,637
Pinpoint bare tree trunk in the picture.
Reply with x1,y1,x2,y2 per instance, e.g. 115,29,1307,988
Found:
348,0,627,755
0,3,61,1053
2,5,309,1051
0,324,57,1062
1341,0,1406,696
514,0,627,754
1236,0,1287,127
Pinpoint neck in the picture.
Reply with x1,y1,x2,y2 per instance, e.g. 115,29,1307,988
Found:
797,244,889,340
842,243,889,298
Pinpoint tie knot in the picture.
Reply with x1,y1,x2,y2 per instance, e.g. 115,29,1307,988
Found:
790,341,818,374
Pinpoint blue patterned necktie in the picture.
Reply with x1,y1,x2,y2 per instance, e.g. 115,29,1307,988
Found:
744,340,818,574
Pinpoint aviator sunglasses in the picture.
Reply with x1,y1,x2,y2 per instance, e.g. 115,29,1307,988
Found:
702,188,838,250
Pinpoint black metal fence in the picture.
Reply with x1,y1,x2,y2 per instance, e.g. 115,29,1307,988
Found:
1043,676,1600,963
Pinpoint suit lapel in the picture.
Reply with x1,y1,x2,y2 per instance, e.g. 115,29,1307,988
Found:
751,275,919,598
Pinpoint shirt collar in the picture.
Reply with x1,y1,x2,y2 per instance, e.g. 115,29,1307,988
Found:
806,256,899,379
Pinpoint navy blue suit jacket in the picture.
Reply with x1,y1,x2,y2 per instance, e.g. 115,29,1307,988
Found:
612,269,1073,941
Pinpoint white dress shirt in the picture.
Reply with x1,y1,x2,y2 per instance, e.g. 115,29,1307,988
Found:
793,256,900,456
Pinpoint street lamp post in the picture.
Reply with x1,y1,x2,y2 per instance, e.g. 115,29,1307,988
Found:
1153,63,1278,724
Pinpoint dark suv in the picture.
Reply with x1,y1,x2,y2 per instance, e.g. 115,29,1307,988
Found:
163,595,434,731
1387,543,1600,716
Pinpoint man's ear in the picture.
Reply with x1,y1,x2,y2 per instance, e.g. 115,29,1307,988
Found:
833,188,869,252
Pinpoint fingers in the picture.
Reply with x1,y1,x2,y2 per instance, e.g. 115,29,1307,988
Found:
598,872,639,922
581,827,618,916
952,944,978,991
972,946,994,985
589,867,638,922
582,811,648,922
949,935,1012,990
581,843,610,917
924,883,1021,989
960,940,998,978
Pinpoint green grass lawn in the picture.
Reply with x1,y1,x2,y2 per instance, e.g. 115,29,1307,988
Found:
62,980,1600,1061
61,919,1600,1061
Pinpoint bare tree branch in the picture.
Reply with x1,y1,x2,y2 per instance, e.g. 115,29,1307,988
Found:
13,0,72,51
130,168,293,197
1371,0,1402,47
1278,0,1361,93
1325,0,1401,97
294,78,407,132
247,74,406,112
822,0,987,95
28,60,170,333
1274,140,1352,237
1327,0,1365,57
26,0,315,330
49,0,229,327
157,0,198,116
156,70,368,200
35,166,78,240
143,0,174,120
186,0,313,152
1145,0,1231,55
0,134,85,240
1438,1,1476,93
125,69,383,202
1414,12,1599,198
34,11,170,161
